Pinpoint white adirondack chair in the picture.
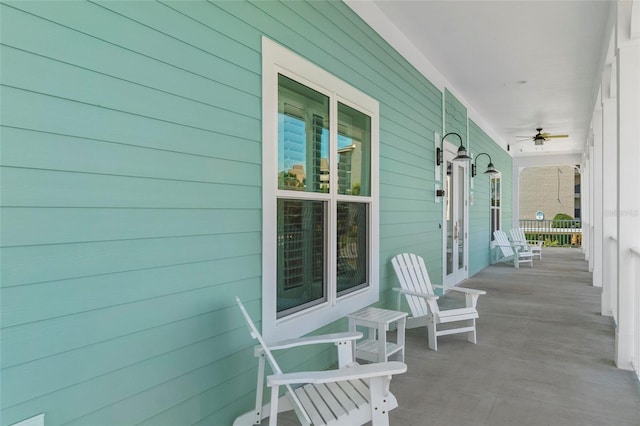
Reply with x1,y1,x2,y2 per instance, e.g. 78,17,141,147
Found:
493,230,534,268
233,297,407,426
510,227,542,260
391,253,486,351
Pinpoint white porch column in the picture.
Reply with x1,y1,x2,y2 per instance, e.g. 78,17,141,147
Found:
592,106,604,288
588,144,595,272
582,151,590,261
602,60,618,319
615,0,640,371
512,165,521,229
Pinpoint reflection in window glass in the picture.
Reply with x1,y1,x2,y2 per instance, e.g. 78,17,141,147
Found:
337,103,371,196
337,202,368,294
277,199,326,317
278,75,330,193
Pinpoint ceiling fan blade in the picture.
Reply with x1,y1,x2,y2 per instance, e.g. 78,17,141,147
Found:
544,134,569,139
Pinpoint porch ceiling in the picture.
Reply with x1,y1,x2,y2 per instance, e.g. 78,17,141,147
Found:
347,1,613,158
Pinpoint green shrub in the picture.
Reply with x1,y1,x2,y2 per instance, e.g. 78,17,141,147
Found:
552,213,578,228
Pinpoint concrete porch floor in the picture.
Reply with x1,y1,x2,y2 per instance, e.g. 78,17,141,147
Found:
260,248,639,425
391,247,640,426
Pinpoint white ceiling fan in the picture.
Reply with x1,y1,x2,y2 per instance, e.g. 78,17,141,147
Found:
516,128,569,146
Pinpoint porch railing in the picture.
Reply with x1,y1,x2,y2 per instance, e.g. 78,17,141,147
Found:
518,219,582,247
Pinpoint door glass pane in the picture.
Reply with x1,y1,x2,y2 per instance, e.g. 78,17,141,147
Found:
491,209,497,238
490,176,501,240
457,166,465,270
337,103,371,196
446,162,453,275
277,199,326,317
337,202,368,295
278,74,330,193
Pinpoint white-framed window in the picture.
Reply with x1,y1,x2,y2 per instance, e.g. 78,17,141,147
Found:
261,37,379,343
490,174,501,240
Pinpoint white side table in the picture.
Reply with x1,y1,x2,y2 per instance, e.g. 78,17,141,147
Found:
347,307,407,363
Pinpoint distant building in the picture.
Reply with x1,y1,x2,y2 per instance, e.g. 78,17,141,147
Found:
519,165,581,220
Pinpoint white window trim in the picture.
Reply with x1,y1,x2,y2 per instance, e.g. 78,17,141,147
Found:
489,172,503,245
261,37,379,343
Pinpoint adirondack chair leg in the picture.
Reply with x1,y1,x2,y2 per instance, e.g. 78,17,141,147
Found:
369,376,391,426
427,317,437,351
233,354,267,426
467,319,477,344
268,385,280,426
465,293,480,309
336,339,355,367
255,354,266,423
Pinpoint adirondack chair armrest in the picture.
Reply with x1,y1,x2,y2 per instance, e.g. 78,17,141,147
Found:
495,243,516,249
255,331,362,356
515,246,534,254
267,361,407,386
392,287,439,300
265,331,363,352
432,285,485,308
432,285,486,296
496,242,529,256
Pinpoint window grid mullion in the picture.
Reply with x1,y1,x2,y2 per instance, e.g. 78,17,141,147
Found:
328,93,338,306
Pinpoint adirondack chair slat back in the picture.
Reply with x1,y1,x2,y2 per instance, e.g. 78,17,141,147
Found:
235,297,310,423
392,253,439,316
493,230,514,257
510,228,526,244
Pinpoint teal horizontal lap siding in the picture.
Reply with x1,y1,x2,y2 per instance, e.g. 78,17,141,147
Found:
2,1,261,93
1,1,263,424
1,253,261,330
1,90,259,162
1,52,259,140
444,89,468,141
1,207,260,247
1,167,260,209
1,0,447,424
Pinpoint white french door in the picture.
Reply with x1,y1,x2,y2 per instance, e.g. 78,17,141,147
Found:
443,143,469,286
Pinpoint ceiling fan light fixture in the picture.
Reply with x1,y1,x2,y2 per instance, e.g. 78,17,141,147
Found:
515,128,569,147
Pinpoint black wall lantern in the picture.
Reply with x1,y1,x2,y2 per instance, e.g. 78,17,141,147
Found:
437,132,472,166
472,152,499,177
